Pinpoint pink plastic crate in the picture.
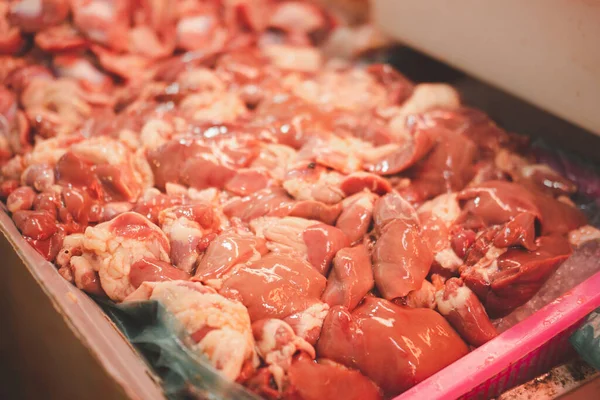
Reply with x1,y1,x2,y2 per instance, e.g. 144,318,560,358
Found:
394,272,600,400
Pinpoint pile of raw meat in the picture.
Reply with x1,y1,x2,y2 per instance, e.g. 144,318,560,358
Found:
2,1,599,399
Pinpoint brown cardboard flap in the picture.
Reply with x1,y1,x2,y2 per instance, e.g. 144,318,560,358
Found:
0,208,165,400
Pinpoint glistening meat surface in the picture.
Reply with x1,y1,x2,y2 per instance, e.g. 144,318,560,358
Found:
0,1,594,398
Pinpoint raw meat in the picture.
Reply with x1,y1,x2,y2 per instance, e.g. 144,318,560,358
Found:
0,1,595,398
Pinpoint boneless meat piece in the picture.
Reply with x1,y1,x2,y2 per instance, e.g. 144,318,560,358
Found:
283,355,383,400
252,318,315,389
400,129,477,203
418,193,464,275
433,276,497,347
322,245,374,311
317,297,469,397
283,302,330,345
125,280,258,381
251,217,349,275
193,231,268,285
282,162,345,205
461,234,573,318
158,203,219,273
372,192,419,230
335,191,376,245
459,180,587,235
219,253,327,322
66,212,171,301
302,223,349,275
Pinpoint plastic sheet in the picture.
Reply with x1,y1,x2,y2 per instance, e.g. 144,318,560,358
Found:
571,308,600,371
99,299,260,400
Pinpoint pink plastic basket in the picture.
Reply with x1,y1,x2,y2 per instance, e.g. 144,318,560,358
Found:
394,272,600,400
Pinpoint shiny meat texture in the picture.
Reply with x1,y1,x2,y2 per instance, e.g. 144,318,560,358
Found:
458,180,587,235
283,355,383,400
321,245,374,311
335,191,376,245
224,187,343,225
252,318,315,390
158,203,219,273
219,253,327,322
371,193,433,300
125,280,258,381
251,216,349,275
0,1,595,396
193,231,268,284
67,212,170,301
148,135,259,191
317,297,469,397
433,276,497,347
461,234,573,318
418,193,463,275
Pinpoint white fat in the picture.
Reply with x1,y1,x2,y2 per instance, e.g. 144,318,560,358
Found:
419,193,460,226
13,0,42,17
169,218,203,242
434,248,463,271
569,225,600,247
291,303,329,338
67,59,105,84
177,15,215,36
435,285,472,315
472,246,506,283
400,83,460,116
389,84,460,139
262,45,323,73
140,119,173,151
71,256,95,290
82,1,114,20
282,178,313,201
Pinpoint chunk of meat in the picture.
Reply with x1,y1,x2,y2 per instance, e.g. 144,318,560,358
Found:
387,83,460,138
322,245,374,311
129,258,191,288
400,129,477,203
402,279,436,309
225,168,272,196
364,130,435,176
148,136,259,191
70,212,170,301
335,191,376,245
251,216,316,256
6,186,35,212
193,231,268,284
219,253,327,321
283,302,330,345
372,218,433,300
12,209,57,240
372,192,419,230
20,163,55,191
433,277,497,347
458,180,586,235
282,162,345,205
224,187,295,222
284,355,383,400
461,235,572,318
317,297,468,397
158,204,218,273
418,193,463,274
125,280,258,381
569,225,600,247
339,172,391,196
302,223,349,275
252,318,315,390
